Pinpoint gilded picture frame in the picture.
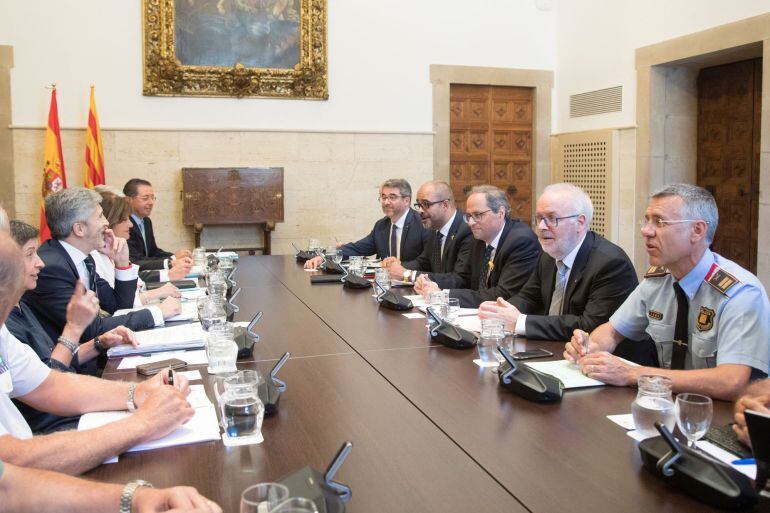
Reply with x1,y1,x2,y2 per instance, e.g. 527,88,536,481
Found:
142,0,327,99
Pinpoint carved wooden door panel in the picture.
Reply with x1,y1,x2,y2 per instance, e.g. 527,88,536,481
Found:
449,84,533,223
697,58,761,273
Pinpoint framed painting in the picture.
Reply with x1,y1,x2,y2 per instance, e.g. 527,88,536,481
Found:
142,0,327,99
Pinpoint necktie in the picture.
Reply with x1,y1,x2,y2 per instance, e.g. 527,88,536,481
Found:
431,232,444,272
138,221,148,256
671,282,689,370
479,245,494,290
83,255,97,292
549,261,569,315
389,225,398,258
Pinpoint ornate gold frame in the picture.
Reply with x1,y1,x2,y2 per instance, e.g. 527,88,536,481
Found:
142,0,327,99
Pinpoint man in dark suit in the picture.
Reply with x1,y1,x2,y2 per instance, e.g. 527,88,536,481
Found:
123,178,192,272
304,178,430,269
416,185,541,308
479,183,639,340
22,188,158,355
382,181,472,284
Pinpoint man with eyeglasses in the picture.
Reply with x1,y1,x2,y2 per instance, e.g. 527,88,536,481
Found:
304,178,430,269
415,185,540,308
564,184,769,401
478,183,645,347
123,178,192,273
380,181,473,284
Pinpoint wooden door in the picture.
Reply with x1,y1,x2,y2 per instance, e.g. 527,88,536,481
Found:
449,84,533,223
697,58,761,273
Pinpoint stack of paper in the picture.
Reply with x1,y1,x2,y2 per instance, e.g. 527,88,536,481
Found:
78,385,221,458
114,301,199,323
116,349,209,370
107,322,207,357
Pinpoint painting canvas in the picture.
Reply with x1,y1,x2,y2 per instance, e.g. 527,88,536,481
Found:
142,0,327,99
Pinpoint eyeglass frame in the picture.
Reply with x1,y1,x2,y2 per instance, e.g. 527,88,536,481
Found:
377,194,407,203
414,198,449,210
639,217,711,230
532,213,581,229
135,195,157,201
463,209,493,223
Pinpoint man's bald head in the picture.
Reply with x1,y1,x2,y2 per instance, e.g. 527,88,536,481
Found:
0,231,24,325
414,181,457,230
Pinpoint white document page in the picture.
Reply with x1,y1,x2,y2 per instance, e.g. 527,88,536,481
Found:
402,295,428,308
524,360,606,389
116,349,209,370
181,288,207,300
107,323,207,357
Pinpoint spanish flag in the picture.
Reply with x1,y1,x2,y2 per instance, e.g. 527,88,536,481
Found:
39,87,67,242
84,86,105,188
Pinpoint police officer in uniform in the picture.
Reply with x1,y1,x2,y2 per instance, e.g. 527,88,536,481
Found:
564,184,769,401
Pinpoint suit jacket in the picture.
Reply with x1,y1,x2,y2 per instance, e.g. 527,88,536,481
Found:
21,239,155,345
435,218,541,308
401,211,473,280
510,231,638,341
128,216,173,270
340,209,430,261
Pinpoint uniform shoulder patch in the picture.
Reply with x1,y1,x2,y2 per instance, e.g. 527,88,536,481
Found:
704,263,741,296
644,266,669,278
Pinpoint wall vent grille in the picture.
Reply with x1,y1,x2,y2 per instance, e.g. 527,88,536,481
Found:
569,86,622,117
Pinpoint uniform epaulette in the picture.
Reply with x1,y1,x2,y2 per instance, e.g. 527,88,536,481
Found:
704,263,741,296
644,265,669,278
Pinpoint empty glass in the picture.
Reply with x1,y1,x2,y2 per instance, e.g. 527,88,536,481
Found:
631,375,675,438
307,238,322,254
428,290,448,319
477,318,505,365
331,249,343,265
199,296,227,330
446,298,460,322
374,267,390,292
240,483,290,513
675,393,713,447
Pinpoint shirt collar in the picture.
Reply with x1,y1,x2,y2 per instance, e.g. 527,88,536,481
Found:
560,233,587,269
131,214,145,225
59,240,88,267
676,248,714,300
392,209,409,230
438,210,457,238
489,223,505,250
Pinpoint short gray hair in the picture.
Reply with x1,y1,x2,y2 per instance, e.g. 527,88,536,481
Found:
381,178,412,198
542,182,593,224
45,187,102,239
0,205,8,232
470,185,510,218
652,183,718,242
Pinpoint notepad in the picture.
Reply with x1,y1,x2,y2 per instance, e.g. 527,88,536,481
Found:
523,360,606,389
116,349,209,370
107,323,207,357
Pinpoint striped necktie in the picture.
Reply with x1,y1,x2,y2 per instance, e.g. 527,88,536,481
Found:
548,260,568,315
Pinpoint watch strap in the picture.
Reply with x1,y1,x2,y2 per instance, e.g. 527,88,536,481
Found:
57,336,79,355
120,479,153,513
93,336,107,354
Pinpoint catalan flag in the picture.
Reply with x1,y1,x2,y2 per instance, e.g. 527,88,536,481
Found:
40,87,67,242
84,86,105,188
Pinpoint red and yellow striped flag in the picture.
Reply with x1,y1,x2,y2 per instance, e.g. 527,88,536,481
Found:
40,87,67,242
84,85,105,188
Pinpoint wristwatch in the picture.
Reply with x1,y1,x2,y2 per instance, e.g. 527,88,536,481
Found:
56,336,79,356
93,336,107,354
127,383,137,412
120,479,154,513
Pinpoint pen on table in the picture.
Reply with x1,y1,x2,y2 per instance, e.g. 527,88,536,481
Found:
167,368,174,386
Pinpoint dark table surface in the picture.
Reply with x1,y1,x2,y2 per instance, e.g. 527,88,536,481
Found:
94,255,741,513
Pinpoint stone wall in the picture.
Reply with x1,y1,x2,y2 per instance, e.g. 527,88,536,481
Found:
11,128,434,254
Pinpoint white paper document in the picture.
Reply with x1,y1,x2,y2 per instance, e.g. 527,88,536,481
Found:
524,359,606,389
455,315,482,334
177,370,203,382
607,413,636,430
696,440,757,480
166,301,199,322
107,323,207,357
402,313,425,319
402,295,428,308
116,349,209,370
181,288,207,300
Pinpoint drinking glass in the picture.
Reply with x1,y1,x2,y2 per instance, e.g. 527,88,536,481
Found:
446,298,460,322
675,393,713,447
218,254,235,273
217,370,264,436
428,290,448,318
240,483,290,513
207,335,238,374
477,318,505,365
271,498,320,513
307,238,321,254
631,375,675,438
192,247,206,267
332,249,343,265
374,267,390,292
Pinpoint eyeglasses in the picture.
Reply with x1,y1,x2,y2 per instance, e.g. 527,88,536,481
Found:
639,217,710,230
414,198,448,210
137,195,156,201
532,214,580,229
378,194,405,203
463,210,492,223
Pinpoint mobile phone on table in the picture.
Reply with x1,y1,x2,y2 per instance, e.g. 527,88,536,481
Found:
136,358,187,376
511,348,553,360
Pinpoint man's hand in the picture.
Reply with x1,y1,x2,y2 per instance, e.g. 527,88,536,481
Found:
564,329,598,362
478,298,520,332
732,392,770,447
158,297,182,319
578,352,638,386
174,249,192,260
98,326,138,349
132,384,194,442
150,283,181,301
64,281,100,335
387,262,407,281
304,255,324,270
381,257,399,268
170,256,193,269
168,262,192,281
101,229,131,267
415,276,441,299
134,369,191,407
133,486,222,513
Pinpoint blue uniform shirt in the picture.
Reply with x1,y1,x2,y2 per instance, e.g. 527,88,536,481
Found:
610,249,769,374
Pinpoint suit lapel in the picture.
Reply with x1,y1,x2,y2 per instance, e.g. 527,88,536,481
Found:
562,231,595,308
490,219,513,282
441,211,462,267
542,256,557,313
400,210,412,256
50,239,81,280
130,217,147,255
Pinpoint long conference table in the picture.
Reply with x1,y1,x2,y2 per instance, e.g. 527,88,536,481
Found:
90,256,736,513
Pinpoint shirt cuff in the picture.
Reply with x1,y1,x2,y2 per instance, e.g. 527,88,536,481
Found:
114,264,140,281
515,314,527,336
148,306,165,327
163,259,170,270
159,269,169,282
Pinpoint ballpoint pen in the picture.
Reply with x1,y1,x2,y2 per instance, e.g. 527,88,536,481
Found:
167,368,174,386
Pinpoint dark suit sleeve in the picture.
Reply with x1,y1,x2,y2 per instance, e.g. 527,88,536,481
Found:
523,255,638,341
509,259,547,314
81,309,156,342
94,273,137,314
429,229,473,282
130,255,167,271
138,269,161,282
401,237,432,271
340,228,378,259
